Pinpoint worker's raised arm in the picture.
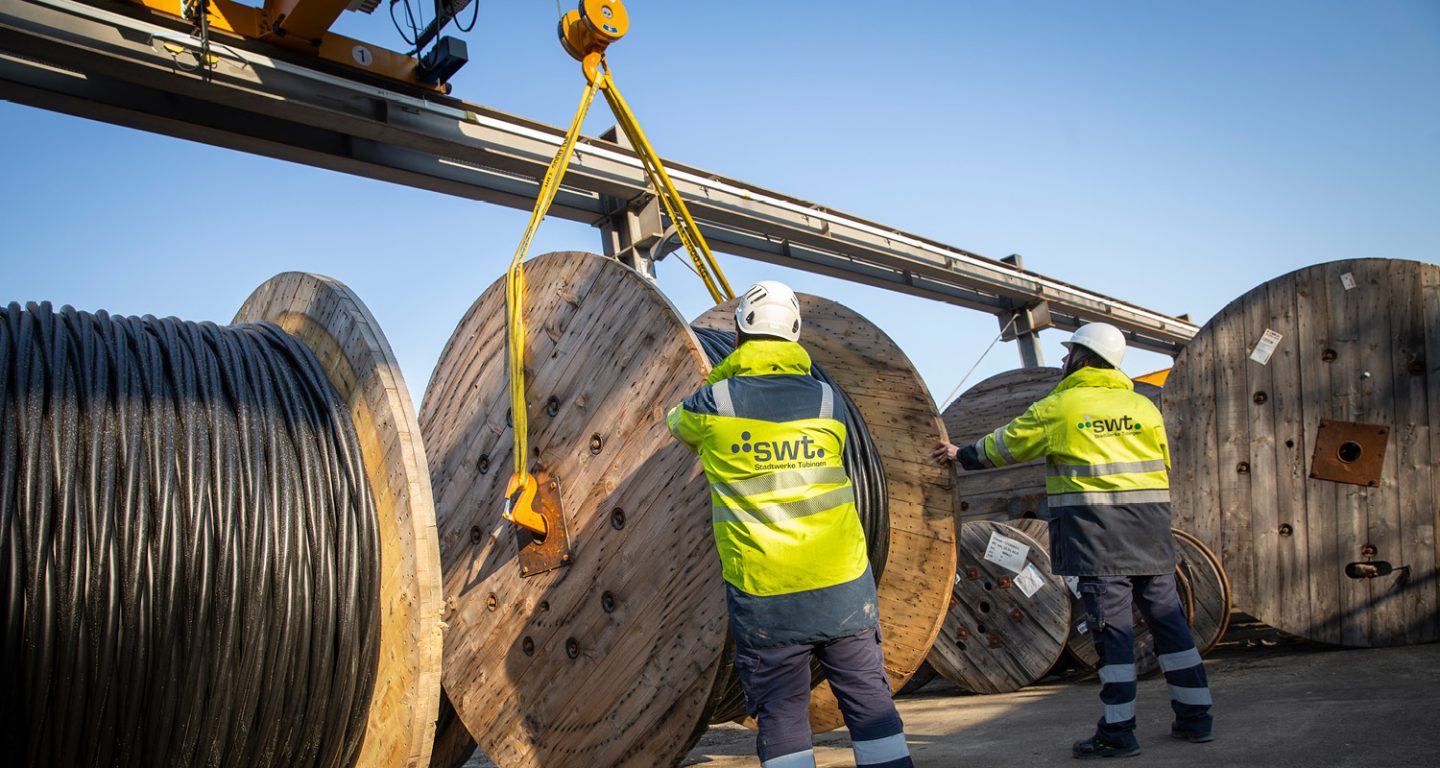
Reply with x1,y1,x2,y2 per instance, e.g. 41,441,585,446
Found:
968,399,1050,469
665,387,714,451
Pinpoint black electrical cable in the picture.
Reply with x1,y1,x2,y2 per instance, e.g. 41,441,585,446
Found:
0,302,380,768
691,325,890,722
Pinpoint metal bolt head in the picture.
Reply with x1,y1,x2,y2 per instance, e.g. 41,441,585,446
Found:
566,638,580,659
486,593,498,611
602,591,616,613
522,637,535,656
469,526,483,544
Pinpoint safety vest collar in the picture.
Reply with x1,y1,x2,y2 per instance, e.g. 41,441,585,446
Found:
1053,366,1136,394
705,339,812,384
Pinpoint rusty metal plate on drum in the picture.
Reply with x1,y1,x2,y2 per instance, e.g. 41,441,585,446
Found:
1309,419,1389,487
514,467,573,577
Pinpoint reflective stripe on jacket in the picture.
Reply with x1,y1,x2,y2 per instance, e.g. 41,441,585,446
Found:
971,367,1177,576
667,339,878,647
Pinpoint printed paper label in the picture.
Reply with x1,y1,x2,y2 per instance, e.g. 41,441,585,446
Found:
983,531,1030,574
1249,328,1283,365
1077,620,1089,634
1340,272,1356,290
1015,563,1046,597
1065,576,1081,598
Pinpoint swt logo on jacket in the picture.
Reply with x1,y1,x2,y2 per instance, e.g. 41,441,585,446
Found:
731,431,828,467
1078,415,1144,437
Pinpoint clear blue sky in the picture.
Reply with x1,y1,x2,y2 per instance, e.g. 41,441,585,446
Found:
3,1,1437,412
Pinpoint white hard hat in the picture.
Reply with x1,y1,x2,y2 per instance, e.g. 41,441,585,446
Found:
1062,322,1126,369
735,280,802,341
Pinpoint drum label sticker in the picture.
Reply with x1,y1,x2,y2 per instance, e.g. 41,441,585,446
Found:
983,531,1030,574
1016,563,1046,597
1250,328,1283,365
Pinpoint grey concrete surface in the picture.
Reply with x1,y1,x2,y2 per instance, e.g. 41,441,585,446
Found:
682,642,1440,768
462,641,1440,767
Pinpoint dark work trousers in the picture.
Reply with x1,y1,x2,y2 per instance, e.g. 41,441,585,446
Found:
733,626,912,768
1078,574,1214,747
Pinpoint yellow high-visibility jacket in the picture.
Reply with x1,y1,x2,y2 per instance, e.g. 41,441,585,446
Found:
667,339,878,647
972,366,1177,576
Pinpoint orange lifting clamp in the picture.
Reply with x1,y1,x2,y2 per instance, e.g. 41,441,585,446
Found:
558,0,629,83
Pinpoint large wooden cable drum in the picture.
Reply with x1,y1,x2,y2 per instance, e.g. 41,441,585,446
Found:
418,252,726,768
943,368,1161,523
927,521,1070,694
1,273,441,768
1163,258,1440,647
235,274,444,768
694,294,957,732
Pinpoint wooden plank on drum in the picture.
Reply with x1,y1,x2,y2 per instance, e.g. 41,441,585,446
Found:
1259,273,1313,638
420,253,725,768
1211,301,1256,624
1242,279,1282,632
928,522,1070,694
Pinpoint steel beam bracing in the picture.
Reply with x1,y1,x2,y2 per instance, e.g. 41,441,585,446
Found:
0,0,1198,354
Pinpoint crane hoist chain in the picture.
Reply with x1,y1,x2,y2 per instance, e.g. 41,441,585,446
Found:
503,0,734,539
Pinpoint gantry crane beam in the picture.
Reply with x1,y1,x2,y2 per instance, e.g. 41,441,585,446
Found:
0,0,1198,353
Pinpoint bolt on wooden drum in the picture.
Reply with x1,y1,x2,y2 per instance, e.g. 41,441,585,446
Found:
694,294,957,733
236,273,444,768
943,368,1161,524
1163,258,1440,647
419,253,727,768
928,521,1070,694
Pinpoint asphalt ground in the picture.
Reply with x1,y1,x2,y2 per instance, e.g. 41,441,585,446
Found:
462,625,1440,767
683,637,1440,767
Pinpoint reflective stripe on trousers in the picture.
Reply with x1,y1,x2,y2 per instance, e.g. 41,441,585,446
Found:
734,627,913,768
1078,573,1213,746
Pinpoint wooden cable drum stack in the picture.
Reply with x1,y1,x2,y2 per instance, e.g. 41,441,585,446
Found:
419,252,726,768
1164,258,1440,647
693,295,957,733
1004,519,1196,678
942,368,1162,523
927,520,1070,694
1,273,443,768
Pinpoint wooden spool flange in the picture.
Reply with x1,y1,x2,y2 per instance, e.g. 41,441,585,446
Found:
928,521,1070,694
943,368,1161,523
1173,530,1232,656
1163,258,1440,647
694,294,957,732
235,273,444,768
1004,519,1195,678
419,252,726,768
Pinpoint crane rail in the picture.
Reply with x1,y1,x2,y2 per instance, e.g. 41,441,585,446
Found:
0,0,1198,353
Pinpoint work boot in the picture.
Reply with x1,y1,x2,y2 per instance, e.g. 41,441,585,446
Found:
1170,724,1214,743
1072,736,1140,759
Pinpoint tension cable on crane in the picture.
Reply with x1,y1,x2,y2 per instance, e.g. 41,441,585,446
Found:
502,0,734,536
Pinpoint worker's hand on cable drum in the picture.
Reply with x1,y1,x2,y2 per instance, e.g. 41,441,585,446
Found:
931,442,959,465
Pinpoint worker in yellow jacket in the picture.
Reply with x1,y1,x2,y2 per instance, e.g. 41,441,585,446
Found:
668,281,912,768
935,322,1213,759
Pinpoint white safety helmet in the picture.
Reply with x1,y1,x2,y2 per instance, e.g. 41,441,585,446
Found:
1062,322,1126,369
735,280,802,342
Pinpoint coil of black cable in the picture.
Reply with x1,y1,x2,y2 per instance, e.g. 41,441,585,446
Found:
0,301,380,768
691,325,890,722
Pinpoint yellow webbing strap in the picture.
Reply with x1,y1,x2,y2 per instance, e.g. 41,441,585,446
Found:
598,70,734,304
503,59,735,527
505,77,600,506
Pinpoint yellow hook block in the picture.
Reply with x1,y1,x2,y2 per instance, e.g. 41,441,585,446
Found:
558,0,629,82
